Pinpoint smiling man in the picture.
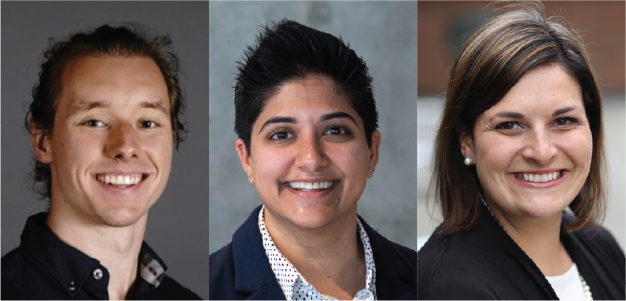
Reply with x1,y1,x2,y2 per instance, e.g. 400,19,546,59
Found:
1,25,200,300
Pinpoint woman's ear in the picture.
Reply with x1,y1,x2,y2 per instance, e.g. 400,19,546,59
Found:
367,130,381,178
235,139,254,183
459,130,475,162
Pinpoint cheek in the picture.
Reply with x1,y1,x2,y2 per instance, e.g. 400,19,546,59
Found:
252,147,293,180
560,129,593,168
327,142,369,176
475,134,520,174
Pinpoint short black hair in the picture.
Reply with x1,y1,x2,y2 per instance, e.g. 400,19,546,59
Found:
234,19,378,155
26,24,186,200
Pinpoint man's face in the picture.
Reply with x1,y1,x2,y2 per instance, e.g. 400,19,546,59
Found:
37,56,173,227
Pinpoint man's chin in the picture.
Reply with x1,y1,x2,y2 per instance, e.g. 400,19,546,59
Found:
95,210,148,228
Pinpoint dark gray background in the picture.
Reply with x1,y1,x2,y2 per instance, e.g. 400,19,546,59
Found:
2,2,209,298
209,1,418,254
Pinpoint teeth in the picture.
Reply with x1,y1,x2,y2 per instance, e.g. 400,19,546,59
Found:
288,181,334,190
97,174,143,186
516,171,562,183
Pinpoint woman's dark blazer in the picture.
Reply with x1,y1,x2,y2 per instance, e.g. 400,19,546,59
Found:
209,205,417,300
418,205,625,299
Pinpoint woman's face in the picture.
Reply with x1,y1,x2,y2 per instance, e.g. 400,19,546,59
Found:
462,63,593,222
237,75,380,230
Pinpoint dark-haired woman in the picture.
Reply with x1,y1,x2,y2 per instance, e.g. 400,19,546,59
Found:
209,20,417,300
418,3,624,300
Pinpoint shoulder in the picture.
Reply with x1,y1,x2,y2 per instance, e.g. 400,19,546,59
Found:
209,243,238,299
144,275,203,300
2,248,25,298
564,213,625,261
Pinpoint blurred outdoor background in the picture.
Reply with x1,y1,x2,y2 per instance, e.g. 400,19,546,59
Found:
418,1,625,250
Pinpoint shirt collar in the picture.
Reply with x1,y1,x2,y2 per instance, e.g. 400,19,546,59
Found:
258,205,377,301
19,212,168,298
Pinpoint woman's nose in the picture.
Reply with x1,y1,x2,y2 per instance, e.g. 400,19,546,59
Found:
521,128,558,164
296,133,328,172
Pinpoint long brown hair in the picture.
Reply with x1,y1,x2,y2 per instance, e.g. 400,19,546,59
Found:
430,2,606,235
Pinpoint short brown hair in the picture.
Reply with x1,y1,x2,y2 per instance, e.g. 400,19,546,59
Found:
430,2,606,235
26,24,186,200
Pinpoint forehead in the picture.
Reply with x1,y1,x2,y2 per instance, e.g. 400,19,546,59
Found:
258,75,357,121
57,56,169,112
482,64,583,117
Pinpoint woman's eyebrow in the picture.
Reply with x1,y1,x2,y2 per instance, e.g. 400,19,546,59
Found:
487,111,524,124
258,116,296,133
320,111,357,125
553,107,576,116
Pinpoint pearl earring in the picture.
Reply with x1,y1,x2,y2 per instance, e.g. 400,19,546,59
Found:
369,167,374,173
248,174,252,180
464,157,473,166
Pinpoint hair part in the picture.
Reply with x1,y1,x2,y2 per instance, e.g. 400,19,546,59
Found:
430,2,606,235
26,24,186,200
234,19,378,156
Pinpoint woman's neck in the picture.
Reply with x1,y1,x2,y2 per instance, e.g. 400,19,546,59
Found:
263,206,366,298
488,203,573,277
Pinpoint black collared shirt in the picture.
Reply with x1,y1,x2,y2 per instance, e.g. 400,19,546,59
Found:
2,213,202,300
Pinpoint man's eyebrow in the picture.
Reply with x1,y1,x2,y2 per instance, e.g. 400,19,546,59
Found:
553,107,576,116
140,101,169,114
319,111,357,125
67,100,169,116
258,116,297,134
68,101,109,116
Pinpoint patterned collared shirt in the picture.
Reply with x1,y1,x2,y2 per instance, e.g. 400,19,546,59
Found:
258,205,377,301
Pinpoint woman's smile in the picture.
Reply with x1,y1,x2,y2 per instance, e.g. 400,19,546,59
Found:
236,74,380,229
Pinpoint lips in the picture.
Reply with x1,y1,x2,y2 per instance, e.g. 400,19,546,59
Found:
514,171,563,183
96,173,146,188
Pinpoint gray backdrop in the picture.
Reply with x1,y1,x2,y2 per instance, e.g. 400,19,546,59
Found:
209,1,418,254
1,2,209,298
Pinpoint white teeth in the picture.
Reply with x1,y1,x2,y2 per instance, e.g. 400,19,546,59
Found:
97,174,143,186
517,172,562,183
288,181,334,190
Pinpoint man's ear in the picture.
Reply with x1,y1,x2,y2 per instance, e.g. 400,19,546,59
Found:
235,139,254,184
367,130,381,178
459,130,475,162
29,121,53,164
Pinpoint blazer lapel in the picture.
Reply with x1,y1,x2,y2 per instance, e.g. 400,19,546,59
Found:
232,205,286,300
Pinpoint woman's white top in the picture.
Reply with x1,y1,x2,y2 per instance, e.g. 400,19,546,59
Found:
545,263,586,300
258,205,377,301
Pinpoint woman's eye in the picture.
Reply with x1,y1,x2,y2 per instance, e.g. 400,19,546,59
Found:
495,121,521,130
270,131,294,140
141,120,158,128
554,117,576,126
324,126,347,135
85,120,104,127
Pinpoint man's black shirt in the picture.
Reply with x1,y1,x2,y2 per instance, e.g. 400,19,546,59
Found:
1,213,202,299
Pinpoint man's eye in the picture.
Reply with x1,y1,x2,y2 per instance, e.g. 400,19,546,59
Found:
141,120,158,128
495,121,521,130
85,120,104,127
323,126,347,135
270,132,294,140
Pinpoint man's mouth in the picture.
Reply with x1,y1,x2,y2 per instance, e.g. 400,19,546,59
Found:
287,181,335,191
514,171,563,183
96,174,146,188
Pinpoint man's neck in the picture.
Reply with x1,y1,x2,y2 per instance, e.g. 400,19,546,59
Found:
47,206,147,300
264,206,366,299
